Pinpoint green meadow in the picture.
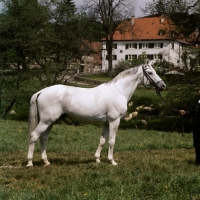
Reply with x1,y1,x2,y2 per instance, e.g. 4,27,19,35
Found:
0,119,200,200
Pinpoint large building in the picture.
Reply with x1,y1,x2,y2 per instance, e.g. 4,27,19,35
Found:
101,15,190,70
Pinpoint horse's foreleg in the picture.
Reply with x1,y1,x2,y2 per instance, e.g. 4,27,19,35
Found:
108,118,120,166
95,124,109,163
26,122,51,167
40,125,53,166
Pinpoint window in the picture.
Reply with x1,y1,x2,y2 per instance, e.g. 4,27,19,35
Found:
112,55,117,60
112,44,117,49
158,54,163,60
106,55,117,60
148,43,154,48
138,43,163,49
171,43,174,50
157,43,163,48
125,43,137,49
125,55,137,60
154,43,163,48
147,54,154,60
146,54,163,60
139,43,158,49
139,43,148,49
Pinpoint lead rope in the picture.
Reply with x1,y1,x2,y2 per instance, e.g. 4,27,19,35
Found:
155,89,179,112
155,89,185,134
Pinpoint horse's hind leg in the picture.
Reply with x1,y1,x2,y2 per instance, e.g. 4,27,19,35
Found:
40,124,53,166
27,122,51,167
95,123,109,163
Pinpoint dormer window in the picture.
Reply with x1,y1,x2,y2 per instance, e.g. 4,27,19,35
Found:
158,29,165,36
171,31,176,37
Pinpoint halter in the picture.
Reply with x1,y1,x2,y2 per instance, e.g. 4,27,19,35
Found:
142,65,179,112
142,65,162,91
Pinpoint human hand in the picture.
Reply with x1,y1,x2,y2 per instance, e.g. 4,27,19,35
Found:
179,110,185,115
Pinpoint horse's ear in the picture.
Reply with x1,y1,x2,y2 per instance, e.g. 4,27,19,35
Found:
145,59,149,65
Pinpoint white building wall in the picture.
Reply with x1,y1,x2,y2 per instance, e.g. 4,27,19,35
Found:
102,40,183,70
169,40,182,66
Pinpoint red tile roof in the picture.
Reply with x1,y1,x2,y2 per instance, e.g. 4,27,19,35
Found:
187,28,200,43
81,41,102,65
111,15,177,41
81,41,102,53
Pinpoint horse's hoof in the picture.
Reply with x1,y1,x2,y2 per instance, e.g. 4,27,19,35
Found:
26,164,33,168
44,163,51,167
96,158,101,163
111,160,118,166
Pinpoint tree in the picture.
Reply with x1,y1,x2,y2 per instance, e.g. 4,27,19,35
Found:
32,0,81,86
0,0,49,118
141,0,200,112
82,0,137,75
0,0,81,118
141,0,200,38
141,0,169,16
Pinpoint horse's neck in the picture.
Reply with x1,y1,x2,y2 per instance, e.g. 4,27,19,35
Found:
114,71,142,102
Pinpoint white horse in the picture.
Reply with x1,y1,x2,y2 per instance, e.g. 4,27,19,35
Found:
26,60,166,167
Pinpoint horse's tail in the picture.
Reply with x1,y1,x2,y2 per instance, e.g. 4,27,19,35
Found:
28,91,41,142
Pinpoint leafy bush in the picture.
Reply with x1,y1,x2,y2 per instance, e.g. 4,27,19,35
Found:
121,85,194,132
110,60,131,77
146,117,190,132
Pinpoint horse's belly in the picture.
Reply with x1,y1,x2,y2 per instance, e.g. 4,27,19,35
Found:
67,113,107,123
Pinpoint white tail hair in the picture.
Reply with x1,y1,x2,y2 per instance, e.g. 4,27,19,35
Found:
28,92,41,142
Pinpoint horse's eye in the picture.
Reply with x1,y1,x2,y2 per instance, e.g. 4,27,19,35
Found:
148,72,153,75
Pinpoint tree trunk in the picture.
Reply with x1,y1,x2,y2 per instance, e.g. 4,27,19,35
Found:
106,40,113,76
1,98,17,119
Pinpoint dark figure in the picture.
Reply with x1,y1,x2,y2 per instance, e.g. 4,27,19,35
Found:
180,90,200,165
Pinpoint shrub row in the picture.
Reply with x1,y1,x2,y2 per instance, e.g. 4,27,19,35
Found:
5,75,194,132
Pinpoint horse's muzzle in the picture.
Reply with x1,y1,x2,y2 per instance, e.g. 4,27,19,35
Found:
157,81,166,91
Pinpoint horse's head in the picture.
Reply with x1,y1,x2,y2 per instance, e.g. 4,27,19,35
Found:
142,60,166,91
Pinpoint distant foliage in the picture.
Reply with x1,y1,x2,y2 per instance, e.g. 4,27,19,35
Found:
112,56,146,77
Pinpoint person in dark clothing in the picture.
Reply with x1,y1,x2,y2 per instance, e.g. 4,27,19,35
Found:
180,90,200,165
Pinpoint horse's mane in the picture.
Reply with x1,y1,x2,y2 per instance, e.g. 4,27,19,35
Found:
107,66,140,84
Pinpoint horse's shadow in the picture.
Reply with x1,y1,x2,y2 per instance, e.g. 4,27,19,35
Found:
23,158,100,167
50,158,96,166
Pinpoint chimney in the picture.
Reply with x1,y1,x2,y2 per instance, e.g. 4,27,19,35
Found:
160,14,164,23
131,15,135,26
194,27,199,39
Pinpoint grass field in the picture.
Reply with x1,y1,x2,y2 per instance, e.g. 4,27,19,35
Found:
0,119,200,200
